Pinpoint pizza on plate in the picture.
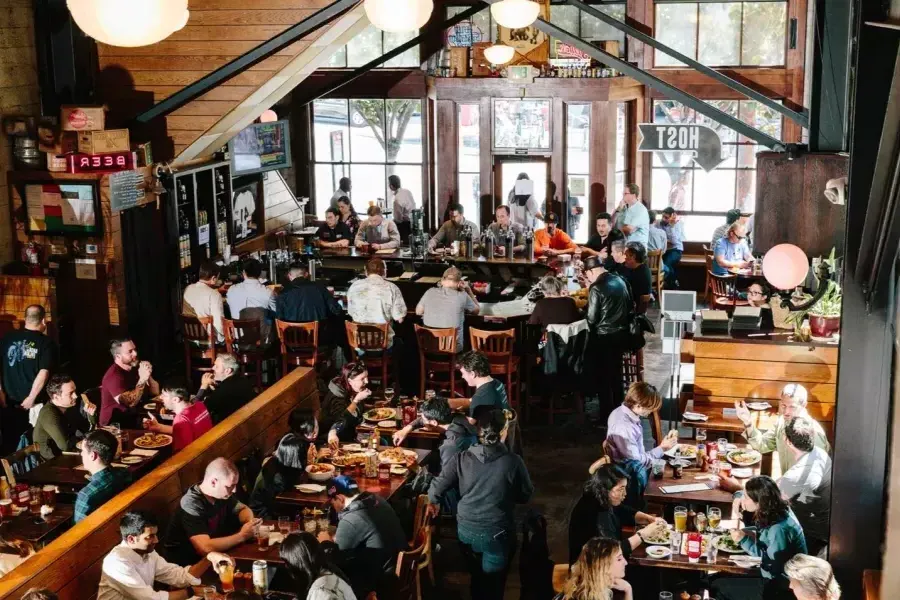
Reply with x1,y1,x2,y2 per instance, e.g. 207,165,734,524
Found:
377,447,417,465
364,407,396,422
134,433,172,448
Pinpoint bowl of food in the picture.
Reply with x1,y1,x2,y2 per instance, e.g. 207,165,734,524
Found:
306,463,336,482
645,546,672,559
726,449,762,467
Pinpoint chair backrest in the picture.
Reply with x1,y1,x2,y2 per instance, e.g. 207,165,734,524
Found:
410,494,431,546
182,315,215,346
223,318,264,353
552,564,570,593
414,324,457,355
709,271,737,297
2,444,43,486
647,249,662,273
637,294,652,315
395,538,427,600
276,320,319,352
346,322,390,352
469,327,515,357
622,350,643,389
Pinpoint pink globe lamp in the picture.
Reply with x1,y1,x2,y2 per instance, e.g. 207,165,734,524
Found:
762,244,809,290
259,110,278,123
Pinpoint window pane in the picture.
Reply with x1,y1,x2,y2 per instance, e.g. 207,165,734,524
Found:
494,99,551,151
384,30,420,67
312,99,349,162
693,168,737,212
349,99,386,162
652,168,693,212
458,104,480,173
315,164,349,219
566,103,590,174
738,100,783,146
742,1,786,66
616,102,627,173
327,46,347,68
350,164,387,213
386,99,423,163
458,173,481,229
655,4,697,66
736,170,756,213
347,26,383,67
681,214,725,242
652,151,694,169
567,174,589,242
581,4,626,54
550,4,579,58
737,144,758,170
387,165,422,210
698,3,741,65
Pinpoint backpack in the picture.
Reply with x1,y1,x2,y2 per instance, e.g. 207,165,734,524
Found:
519,509,556,600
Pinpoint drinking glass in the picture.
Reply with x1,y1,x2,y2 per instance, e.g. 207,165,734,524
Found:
707,536,720,563
674,506,688,533
278,516,291,536
708,507,722,530
217,561,235,592
201,586,217,600
660,592,674,600
695,429,707,443
384,388,395,404
670,531,681,554
651,459,665,479
718,438,729,451
255,525,269,551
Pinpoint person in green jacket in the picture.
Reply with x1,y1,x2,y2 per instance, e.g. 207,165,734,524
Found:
33,373,95,460
713,475,807,600
735,383,830,475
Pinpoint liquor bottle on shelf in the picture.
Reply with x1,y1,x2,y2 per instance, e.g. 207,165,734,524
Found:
179,208,190,233
179,182,188,203
216,172,226,194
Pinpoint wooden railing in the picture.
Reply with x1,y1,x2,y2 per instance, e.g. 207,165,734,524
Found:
0,367,319,599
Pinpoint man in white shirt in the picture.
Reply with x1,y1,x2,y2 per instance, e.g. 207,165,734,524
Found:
330,177,351,211
182,261,225,343
346,257,406,346
354,206,401,250
389,175,415,243
226,257,276,317
613,183,649,246
99,510,233,600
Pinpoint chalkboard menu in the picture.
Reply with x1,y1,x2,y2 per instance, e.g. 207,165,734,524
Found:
109,170,146,213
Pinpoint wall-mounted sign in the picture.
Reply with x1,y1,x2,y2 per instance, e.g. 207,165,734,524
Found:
637,123,725,172
554,40,591,60
109,169,146,213
67,151,135,174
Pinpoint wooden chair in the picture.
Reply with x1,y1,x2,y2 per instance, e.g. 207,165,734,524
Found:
224,318,276,390
410,495,435,598
552,564,570,593
1,443,43,485
709,271,749,313
414,325,461,399
395,536,428,600
275,320,325,376
469,327,520,410
703,246,714,305
647,249,664,301
345,322,393,390
182,315,217,383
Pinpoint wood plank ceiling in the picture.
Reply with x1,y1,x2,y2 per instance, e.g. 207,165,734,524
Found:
95,0,355,161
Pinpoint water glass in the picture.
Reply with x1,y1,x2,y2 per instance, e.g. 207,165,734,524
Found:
384,387,395,404
718,438,729,451
707,536,720,563
660,592,674,600
670,531,681,554
201,586,217,600
278,516,291,536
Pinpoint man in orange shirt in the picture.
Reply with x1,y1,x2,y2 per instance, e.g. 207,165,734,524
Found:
534,212,578,256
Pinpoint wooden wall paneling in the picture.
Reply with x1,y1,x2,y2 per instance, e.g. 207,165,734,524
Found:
589,101,616,215
432,76,642,102
478,96,492,227
307,71,428,100
692,395,835,422
694,357,837,383
753,152,848,256
646,69,793,101
693,377,835,404
626,0,654,69
0,368,318,599
694,340,838,364
627,96,645,200
436,100,458,225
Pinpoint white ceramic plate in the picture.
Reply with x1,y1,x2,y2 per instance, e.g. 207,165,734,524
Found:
378,420,396,428
343,443,363,452
746,402,771,411
726,449,762,467
645,546,672,559
295,483,326,494
121,456,143,464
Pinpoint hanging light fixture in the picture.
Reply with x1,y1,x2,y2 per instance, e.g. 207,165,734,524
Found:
259,110,278,123
67,0,189,48
490,0,540,30
364,0,433,33
484,44,515,65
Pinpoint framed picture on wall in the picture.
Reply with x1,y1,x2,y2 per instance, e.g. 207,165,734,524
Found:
231,174,263,243
492,98,552,153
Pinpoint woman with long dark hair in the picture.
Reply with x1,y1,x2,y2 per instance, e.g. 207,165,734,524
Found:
557,537,632,600
428,409,533,600
250,429,315,518
713,475,807,600
280,532,356,600
321,362,370,447
337,197,360,240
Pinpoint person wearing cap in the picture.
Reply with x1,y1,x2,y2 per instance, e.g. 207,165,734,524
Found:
534,212,578,256
582,254,633,413
320,475,406,597
711,208,743,249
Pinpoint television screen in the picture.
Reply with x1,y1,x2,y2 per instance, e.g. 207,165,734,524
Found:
22,181,100,236
229,120,292,177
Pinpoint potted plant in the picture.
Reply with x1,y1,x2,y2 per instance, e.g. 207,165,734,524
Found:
786,248,842,338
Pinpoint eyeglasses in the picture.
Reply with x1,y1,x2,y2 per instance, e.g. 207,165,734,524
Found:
748,291,764,296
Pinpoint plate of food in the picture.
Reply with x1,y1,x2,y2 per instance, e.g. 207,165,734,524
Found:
377,447,418,466
641,527,672,546
120,456,143,464
715,535,746,554
134,433,173,449
306,463,336,482
645,546,672,559
664,444,698,460
377,420,396,428
390,465,408,476
364,407,396,422
295,483,326,494
726,449,762,467
330,452,368,468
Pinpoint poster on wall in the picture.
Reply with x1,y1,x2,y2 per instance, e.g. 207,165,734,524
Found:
498,0,550,65
232,177,261,242
23,182,99,235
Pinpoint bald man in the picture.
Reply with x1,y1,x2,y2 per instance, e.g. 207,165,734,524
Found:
163,458,260,566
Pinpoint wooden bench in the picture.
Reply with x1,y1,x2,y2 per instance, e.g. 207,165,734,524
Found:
0,367,319,599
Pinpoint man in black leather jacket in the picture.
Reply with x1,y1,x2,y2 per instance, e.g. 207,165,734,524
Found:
583,255,633,416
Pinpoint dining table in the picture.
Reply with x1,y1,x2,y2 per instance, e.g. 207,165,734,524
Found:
628,519,761,575
681,405,779,435
0,504,74,547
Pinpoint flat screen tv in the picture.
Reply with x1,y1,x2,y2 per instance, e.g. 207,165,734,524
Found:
229,120,292,177
21,181,101,236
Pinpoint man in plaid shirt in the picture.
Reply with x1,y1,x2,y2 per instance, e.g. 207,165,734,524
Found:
75,429,131,523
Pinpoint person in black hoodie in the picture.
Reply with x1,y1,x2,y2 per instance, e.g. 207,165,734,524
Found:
249,415,317,518
276,263,345,347
321,475,407,597
321,363,371,447
428,409,533,600
195,354,256,424
567,464,667,565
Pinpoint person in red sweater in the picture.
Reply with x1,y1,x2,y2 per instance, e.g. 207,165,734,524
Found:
143,381,213,452
534,212,578,256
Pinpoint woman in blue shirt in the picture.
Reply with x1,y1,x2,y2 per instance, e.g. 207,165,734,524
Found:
713,475,807,600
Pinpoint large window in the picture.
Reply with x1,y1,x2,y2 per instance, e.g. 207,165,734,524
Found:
650,99,782,241
654,1,787,67
566,103,590,242
550,2,626,58
312,99,423,218
458,104,481,228
614,102,628,206
326,27,420,68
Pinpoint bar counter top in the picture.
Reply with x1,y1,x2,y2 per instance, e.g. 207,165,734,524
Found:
315,246,559,266
691,329,838,348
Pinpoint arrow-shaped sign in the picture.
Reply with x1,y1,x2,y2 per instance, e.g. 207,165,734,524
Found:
637,124,727,172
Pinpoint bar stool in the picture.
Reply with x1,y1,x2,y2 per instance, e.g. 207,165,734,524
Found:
469,327,520,410
182,315,217,384
224,318,275,390
275,319,324,375
414,325,462,399
345,322,393,391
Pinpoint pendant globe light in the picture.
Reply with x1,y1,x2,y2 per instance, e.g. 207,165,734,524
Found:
491,0,540,30
364,0,434,33
484,44,515,65
67,0,189,48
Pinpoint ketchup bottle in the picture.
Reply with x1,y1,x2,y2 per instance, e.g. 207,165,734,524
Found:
687,532,702,563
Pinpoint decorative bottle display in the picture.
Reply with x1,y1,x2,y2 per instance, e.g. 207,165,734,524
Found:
504,228,515,259
463,224,475,259
484,230,495,259
524,228,535,262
